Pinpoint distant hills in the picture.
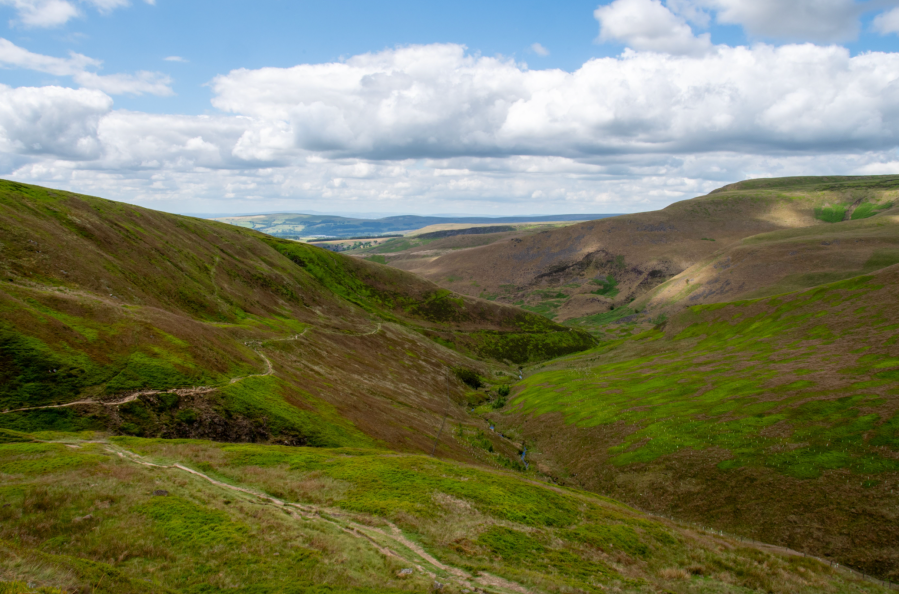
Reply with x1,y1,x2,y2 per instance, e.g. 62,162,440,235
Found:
212,211,619,238
377,175,899,331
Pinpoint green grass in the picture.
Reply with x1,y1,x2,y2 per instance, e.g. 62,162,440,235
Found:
214,376,374,448
514,275,899,479
0,432,884,593
851,202,893,220
589,275,619,298
521,301,561,319
563,307,637,335
814,204,848,223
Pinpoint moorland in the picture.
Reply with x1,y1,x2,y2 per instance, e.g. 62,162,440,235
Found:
1,176,898,593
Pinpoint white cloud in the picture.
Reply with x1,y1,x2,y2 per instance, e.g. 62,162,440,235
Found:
0,84,111,159
0,0,78,27
705,0,865,42
83,0,128,12
164,55,188,63
0,0,149,27
1,43,899,214
73,70,173,96
0,38,173,95
209,43,899,161
874,7,899,35
594,0,712,55
530,42,550,56
594,0,897,47
0,37,99,74
662,0,896,43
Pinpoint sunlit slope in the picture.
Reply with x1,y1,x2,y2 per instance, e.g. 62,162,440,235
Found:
496,265,899,579
0,430,886,594
0,180,592,454
397,175,899,324
638,203,899,311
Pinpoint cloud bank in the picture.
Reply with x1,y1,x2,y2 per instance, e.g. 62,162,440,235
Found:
1,0,899,214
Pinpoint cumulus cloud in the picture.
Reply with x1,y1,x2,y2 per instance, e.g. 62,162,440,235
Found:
594,0,712,55
703,0,866,42
874,7,899,35
207,43,899,161
0,0,151,27
0,0,77,27
2,42,899,213
0,84,111,159
661,0,898,43
164,55,188,63
0,38,173,95
530,42,549,56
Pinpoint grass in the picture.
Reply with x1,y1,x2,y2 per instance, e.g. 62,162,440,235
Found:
0,179,596,452
514,276,899,479
851,202,893,220
814,204,848,223
563,307,637,336
0,431,886,594
500,271,899,579
589,275,620,298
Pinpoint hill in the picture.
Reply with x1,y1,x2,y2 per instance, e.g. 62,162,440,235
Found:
212,212,618,239
3,178,898,591
0,429,889,593
384,176,899,332
636,200,899,312
492,264,899,580
0,179,593,458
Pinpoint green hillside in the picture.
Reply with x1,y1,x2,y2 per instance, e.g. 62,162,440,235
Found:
0,179,592,456
3,178,899,592
0,429,887,594
496,265,899,579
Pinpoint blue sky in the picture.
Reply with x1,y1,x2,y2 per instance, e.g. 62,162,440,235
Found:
1,0,899,216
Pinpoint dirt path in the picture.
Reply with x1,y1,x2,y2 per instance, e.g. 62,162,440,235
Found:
1,322,384,416
99,441,532,594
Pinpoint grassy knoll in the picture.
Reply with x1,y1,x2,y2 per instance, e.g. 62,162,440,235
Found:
499,267,899,579
0,430,887,594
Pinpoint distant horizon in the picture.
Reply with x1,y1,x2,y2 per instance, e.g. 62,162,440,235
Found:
196,210,623,221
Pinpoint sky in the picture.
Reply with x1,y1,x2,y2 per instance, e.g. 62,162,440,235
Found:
1,0,898,217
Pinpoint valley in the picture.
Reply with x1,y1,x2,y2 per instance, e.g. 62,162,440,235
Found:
1,177,898,593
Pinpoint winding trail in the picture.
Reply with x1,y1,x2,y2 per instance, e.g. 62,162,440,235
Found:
99,440,530,594
0,323,381,415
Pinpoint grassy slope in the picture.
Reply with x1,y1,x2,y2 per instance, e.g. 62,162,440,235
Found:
0,179,591,457
636,193,899,313
392,176,899,330
0,429,888,594
495,265,899,579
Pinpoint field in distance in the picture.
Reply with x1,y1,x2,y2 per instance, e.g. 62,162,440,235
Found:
212,212,618,241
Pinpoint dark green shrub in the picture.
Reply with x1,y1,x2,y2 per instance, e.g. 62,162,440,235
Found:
176,409,199,424
453,367,482,389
